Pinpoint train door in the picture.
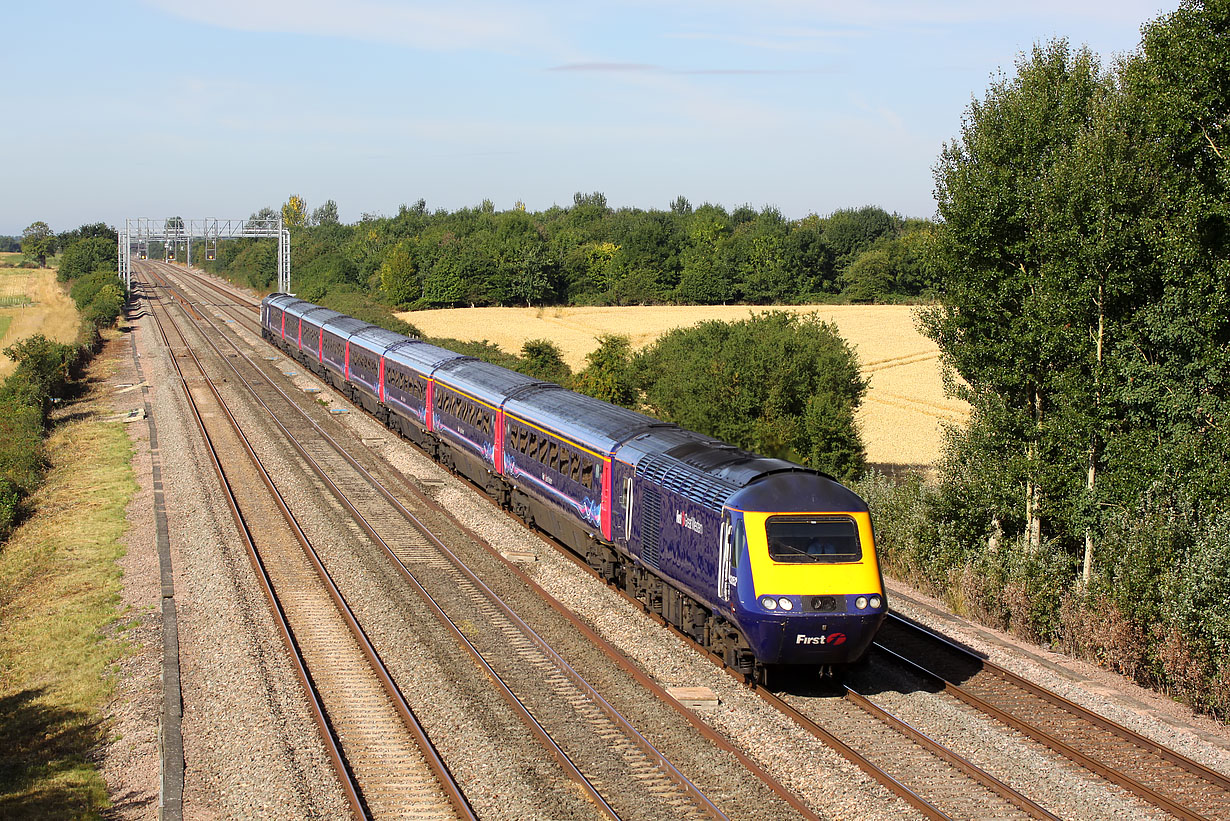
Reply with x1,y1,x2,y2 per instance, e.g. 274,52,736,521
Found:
623,477,634,541
718,512,733,602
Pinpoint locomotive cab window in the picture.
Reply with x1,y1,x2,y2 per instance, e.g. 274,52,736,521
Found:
765,516,861,564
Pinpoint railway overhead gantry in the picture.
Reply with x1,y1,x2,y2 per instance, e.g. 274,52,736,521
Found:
118,216,290,292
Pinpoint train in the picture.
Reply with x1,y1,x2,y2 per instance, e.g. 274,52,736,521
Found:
261,294,887,679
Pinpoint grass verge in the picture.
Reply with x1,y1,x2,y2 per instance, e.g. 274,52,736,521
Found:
0,315,11,340
0,403,136,817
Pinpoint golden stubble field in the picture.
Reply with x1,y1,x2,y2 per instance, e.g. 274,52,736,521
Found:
400,304,969,468
0,261,81,380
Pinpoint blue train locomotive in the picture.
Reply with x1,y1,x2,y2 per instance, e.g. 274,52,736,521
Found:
262,294,887,677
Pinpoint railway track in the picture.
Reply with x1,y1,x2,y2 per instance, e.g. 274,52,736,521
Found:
874,613,1230,821
153,267,1061,819
143,263,810,821
154,263,1230,820
140,271,472,820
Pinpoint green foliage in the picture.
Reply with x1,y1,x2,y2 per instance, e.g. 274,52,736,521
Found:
4,334,75,414
311,199,340,226
519,339,571,383
379,239,420,306
822,206,897,272
205,192,932,308
636,312,866,480
20,221,54,267
572,334,639,407
319,291,421,337
0,385,46,494
909,1,1230,718
56,222,116,248
57,237,117,282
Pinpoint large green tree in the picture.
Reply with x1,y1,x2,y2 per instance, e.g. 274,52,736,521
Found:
636,312,866,480
923,40,1106,553
20,221,54,267
926,2,1230,576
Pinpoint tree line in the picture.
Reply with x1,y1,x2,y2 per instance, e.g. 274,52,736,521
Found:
867,0,1230,719
202,197,933,310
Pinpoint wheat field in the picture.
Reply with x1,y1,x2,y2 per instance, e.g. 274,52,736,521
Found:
400,304,968,468
0,267,81,379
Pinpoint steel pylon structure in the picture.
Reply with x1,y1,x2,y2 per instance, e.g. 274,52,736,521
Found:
118,217,290,292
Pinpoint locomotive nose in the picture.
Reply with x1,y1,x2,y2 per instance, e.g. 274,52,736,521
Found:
810,595,838,611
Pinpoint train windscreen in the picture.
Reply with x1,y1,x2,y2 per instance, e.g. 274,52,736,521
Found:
765,516,862,563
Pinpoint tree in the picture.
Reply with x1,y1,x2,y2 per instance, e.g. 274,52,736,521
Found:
822,206,897,274
312,199,340,226
637,312,866,480
378,239,420,306
57,222,116,247
282,195,308,228
20,221,54,267
58,236,117,282
923,39,1105,553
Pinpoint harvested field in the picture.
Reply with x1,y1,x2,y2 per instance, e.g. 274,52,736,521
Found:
0,267,79,379
400,304,968,469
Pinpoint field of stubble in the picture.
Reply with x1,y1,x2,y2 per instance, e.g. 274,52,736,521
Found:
400,305,968,469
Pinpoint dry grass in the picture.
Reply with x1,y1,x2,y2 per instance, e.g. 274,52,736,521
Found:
0,268,79,380
0,380,136,817
401,304,968,467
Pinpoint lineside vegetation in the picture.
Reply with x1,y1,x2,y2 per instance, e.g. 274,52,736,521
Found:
0,222,133,816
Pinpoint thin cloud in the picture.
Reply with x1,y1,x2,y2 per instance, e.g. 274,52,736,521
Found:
547,62,830,76
548,62,662,73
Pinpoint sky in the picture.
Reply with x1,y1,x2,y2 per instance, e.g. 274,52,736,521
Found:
1,0,1176,236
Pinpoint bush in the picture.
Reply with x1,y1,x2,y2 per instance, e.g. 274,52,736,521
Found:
519,339,571,383
57,237,116,283
571,334,638,407
0,476,20,538
3,334,76,414
0,391,46,493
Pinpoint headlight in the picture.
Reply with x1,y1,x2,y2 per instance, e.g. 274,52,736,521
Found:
778,597,794,611
869,595,882,609
856,596,868,610
761,597,777,610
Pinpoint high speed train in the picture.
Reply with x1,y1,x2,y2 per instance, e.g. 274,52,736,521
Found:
262,294,887,678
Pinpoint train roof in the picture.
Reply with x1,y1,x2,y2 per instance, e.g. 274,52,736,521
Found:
432,358,546,408
349,325,411,354
298,306,346,327
383,339,468,375
321,315,371,338
264,293,302,311
617,427,831,510
727,471,867,514
503,386,665,455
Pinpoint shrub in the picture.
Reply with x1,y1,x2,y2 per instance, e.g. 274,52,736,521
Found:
519,339,572,384
572,334,638,407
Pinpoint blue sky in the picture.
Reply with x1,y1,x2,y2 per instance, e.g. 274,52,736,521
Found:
1,0,1174,236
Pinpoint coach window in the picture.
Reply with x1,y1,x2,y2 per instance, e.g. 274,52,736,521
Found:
580,459,593,489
